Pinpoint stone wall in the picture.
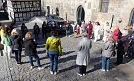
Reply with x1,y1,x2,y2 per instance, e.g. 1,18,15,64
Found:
32,0,134,30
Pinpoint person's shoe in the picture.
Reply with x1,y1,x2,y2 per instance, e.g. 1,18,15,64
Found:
50,71,53,74
83,74,86,76
54,72,57,75
101,69,105,71
106,70,109,72
30,66,34,69
17,62,23,65
77,72,83,76
38,67,44,70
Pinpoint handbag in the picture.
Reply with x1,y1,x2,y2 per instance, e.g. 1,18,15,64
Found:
0,44,4,50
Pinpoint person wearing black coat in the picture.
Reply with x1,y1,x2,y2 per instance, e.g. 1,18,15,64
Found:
42,21,47,39
10,28,23,64
33,23,40,39
24,32,44,70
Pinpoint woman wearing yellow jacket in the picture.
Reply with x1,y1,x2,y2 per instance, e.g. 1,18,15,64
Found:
46,30,62,75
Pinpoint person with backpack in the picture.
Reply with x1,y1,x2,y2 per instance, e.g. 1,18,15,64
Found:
10,28,23,64
101,32,116,71
3,32,11,59
46,30,62,75
24,32,44,70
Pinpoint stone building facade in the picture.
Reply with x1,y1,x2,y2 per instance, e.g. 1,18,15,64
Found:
42,0,134,30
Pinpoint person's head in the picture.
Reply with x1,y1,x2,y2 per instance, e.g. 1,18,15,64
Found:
52,21,55,25
122,30,128,36
10,23,14,28
4,24,8,28
106,22,109,26
25,32,33,39
4,32,10,37
43,21,46,24
114,25,119,30
107,32,114,41
35,23,37,25
50,30,58,36
82,32,88,38
11,28,20,36
22,23,25,26
82,20,85,24
89,21,92,24
95,22,100,26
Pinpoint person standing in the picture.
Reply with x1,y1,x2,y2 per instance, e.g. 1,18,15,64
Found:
113,26,121,42
46,30,62,75
0,26,5,44
21,23,28,39
10,28,23,64
76,32,92,76
101,33,116,71
3,32,11,59
33,23,40,39
80,20,86,34
93,22,100,42
24,32,44,70
51,21,57,31
9,23,15,34
65,20,70,37
42,21,47,39
102,22,111,42
116,30,130,64
87,21,93,39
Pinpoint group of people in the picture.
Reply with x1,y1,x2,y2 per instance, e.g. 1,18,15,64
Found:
0,20,134,77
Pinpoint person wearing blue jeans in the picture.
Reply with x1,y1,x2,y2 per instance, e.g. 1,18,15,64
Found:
29,54,41,67
24,32,44,70
101,32,116,72
49,51,59,73
66,30,70,37
102,56,110,71
46,30,62,75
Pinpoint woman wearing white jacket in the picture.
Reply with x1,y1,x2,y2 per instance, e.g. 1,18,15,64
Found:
93,22,100,42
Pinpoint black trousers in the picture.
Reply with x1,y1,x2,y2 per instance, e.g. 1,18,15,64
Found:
34,34,39,39
42,32,47,38
79,65,87,74
117,51,124,64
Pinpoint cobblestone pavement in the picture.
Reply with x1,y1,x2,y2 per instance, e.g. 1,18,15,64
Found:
0,21,134,81
0,56,11,81
6,33,134,81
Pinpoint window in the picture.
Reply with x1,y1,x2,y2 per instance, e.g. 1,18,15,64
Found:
100,0,109,12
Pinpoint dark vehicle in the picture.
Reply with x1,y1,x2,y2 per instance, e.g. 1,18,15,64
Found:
46,14,66,34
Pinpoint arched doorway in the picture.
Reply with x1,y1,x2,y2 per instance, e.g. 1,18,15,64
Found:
76,5,85,26
56,7,59,16
129,8,134,29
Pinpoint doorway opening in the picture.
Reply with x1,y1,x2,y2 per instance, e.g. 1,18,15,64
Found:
76,5,85,26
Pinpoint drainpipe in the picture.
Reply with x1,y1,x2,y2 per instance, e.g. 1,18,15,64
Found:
110,15,114,29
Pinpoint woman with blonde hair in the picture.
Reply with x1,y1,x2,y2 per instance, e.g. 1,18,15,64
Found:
24,32,44,70
10,28,23,64
101,32,116,71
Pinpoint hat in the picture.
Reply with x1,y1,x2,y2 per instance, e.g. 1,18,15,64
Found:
122,30,128,36
108,32,114,37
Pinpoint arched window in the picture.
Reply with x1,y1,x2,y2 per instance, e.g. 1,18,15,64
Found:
100,0,109,12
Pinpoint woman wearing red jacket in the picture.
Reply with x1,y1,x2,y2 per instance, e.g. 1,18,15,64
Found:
113,27,121,42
